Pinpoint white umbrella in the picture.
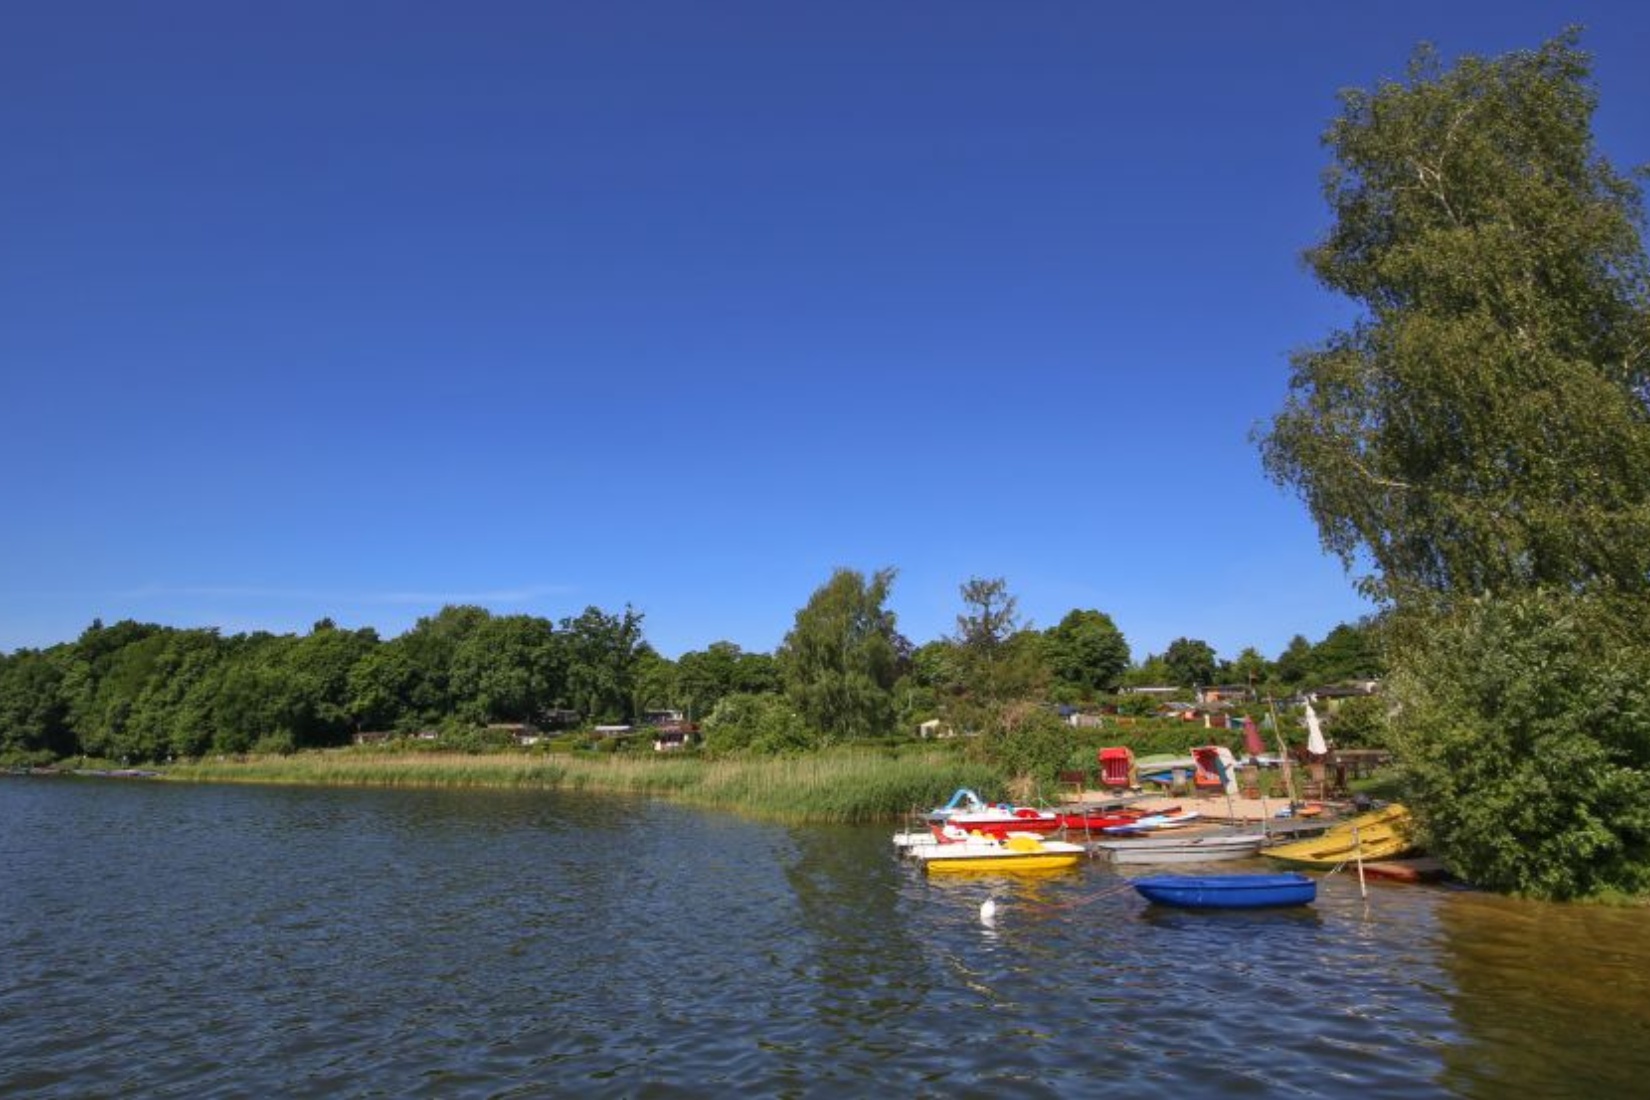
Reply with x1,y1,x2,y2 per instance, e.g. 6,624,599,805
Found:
1305,703,1328,756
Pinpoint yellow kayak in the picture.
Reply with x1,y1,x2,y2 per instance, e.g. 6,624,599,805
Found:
1263,804,1417,867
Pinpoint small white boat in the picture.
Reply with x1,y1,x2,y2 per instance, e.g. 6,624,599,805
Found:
1134,755,1197,783
893,824,1047,853
1093,833,1266,865
1100,810,1202,834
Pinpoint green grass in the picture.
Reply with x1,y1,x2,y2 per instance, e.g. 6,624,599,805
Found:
164,748,1007,824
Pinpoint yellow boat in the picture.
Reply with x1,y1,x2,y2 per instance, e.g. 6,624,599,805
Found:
911,831,1086,873
1263,804,1417,868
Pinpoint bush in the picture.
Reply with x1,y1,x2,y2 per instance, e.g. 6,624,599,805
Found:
0,749,58,769
978,703,1075,788
1112,692,1175,718
702,692,817,755
1326,695,1387,748
252,731,296,756
1386,591,1650,900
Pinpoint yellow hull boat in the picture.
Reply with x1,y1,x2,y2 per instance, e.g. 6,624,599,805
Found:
1263,804,1417,868
912,831,1086,873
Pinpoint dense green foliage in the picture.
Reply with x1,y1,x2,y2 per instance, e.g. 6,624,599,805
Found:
775,568,902,743
0,647,71,761
1386,591,1650,898
674,642,779,721
1304,623,1383,683
1259,31,1650,898
0,596,1383,766
1042,609,1131,694
1260,31,1650,603
0,605,660,763
1162,637,1219,687
975,703,1078,789
2,548,1383,780
701,692,815,755
941,578,1050,744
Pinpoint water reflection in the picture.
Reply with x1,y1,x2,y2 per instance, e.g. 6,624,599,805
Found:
1137,905,1326,930
1434,890,1650,1097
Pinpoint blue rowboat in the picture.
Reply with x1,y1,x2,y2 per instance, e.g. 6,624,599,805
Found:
1131,873,1316,909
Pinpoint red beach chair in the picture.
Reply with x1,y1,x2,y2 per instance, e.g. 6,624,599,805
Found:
1191,746,1227,793
1098,746,1136,789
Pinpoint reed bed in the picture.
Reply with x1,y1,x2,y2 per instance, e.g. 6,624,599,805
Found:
166,749,1006,823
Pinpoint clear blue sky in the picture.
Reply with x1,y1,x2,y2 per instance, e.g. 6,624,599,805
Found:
4,2,1647,662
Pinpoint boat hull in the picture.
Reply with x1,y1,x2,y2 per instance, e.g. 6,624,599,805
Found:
1095,835,1265,865
1052,805,1175,832
1132,873,1316,909
919,850,1085,873
912,835,1086,873
1100,810,1202,835
1263,805,1416,868
943,815,1064,837
1361,856,1448,883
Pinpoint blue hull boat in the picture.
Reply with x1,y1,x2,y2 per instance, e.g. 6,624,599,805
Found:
1131,873,1316,909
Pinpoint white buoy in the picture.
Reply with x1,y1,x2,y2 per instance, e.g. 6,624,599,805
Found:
980,897,997,925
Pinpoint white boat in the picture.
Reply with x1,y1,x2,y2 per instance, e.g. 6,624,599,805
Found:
1100,810,1202,834
924,788,1062,835
893,824,1047,853
1134,755,1197,782
1093,833,1266,865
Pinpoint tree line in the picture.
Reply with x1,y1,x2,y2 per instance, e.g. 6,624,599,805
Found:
0,605,647,762
0,584,1377,766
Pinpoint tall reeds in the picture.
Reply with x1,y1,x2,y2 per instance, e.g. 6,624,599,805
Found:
165,749,1006,823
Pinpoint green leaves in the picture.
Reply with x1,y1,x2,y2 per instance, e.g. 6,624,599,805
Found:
1162,637,1218,687
1262,31,1650,602
1387,591,1650,898
1262,31,1650,898
700,692,814,755
776,567,901,743
557,605,648,726
1043,609,1130,694
0,602,660,762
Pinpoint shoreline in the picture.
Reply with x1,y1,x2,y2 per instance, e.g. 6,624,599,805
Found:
133,747,1011,825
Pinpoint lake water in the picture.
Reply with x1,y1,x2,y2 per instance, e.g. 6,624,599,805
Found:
3,778,1649,1098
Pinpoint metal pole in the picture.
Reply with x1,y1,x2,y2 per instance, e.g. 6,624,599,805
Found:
1353,825,1368,899
1267,696,1300,807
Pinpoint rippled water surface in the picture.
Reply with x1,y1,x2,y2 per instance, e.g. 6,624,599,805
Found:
4,778,1649,1098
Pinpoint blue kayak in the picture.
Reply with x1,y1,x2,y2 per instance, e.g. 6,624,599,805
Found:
1132,873,1316,909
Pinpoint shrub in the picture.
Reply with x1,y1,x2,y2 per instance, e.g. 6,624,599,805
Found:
251,730,296,756
1386,591,1650,899
702,692,817,755
978,703,1075,788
